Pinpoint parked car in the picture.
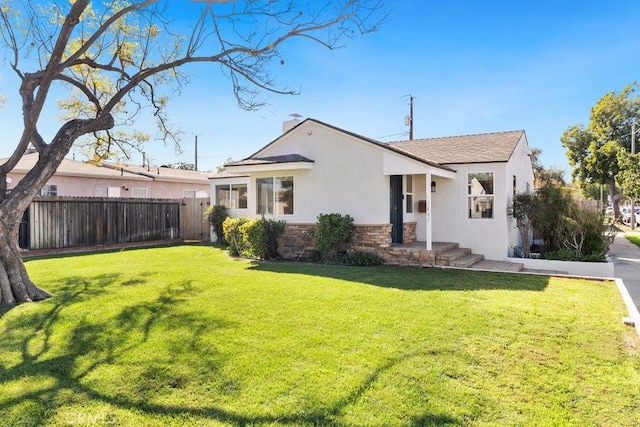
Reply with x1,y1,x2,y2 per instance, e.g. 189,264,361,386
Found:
620,206,640,226
605,206,614,216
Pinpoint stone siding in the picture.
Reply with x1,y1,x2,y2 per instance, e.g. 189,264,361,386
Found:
277,223,316,259
277,222,435,267
403,222,417,243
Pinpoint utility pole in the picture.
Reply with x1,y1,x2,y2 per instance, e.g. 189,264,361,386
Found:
195,135,199,171
404,95,415,140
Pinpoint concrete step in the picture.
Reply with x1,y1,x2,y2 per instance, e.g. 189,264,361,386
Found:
471,259,524,272
430,242,459,256
435,247,472,266
450,253,484,268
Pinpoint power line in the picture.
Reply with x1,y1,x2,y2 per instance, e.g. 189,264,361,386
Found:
375,131,408,141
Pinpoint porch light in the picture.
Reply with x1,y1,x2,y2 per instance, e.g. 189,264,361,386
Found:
431,181,436,192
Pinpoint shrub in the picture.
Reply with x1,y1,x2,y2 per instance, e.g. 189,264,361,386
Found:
510,185,614,262
204,205,228,245
558,204,615,260
315,213,355,259
223,217,249,256
325,251,383,266
240,217,286,259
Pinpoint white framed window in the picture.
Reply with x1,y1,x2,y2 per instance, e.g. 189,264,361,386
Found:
95,186,121,198
405,175,413,213
468,172,494,219
215,184,247,209
132,188,148,198
39,184,58,196
257,176,293,215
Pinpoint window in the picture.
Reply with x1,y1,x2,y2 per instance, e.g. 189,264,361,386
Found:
95,186,121,197
257,176,293,215
405,175,413,213
215,184,247,209
513,175,517,198
468,172,494,219
183,190,197,198
132,188,148,198
39,184,57,196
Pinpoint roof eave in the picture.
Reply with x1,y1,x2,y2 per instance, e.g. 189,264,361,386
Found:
225,161,314,173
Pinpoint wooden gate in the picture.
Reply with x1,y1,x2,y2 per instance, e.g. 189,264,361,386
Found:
180,198,211,242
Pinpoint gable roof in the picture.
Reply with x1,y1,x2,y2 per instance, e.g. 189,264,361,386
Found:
230,118,456,172
388,130,525,165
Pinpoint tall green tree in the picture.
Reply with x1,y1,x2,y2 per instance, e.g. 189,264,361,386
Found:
617,149,640,201
560,83,640,216
0,0,384,306
529,147,565,187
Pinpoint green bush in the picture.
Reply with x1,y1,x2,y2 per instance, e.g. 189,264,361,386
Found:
326,251,383,266
315,213,355,259
204,205,228,245
240,217,286,259
558,204,614,260
510,184,615,262
223,217,285,259
223,217,249,257
544,248,578,261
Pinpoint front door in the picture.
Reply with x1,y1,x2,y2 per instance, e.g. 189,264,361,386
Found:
390,175,403,244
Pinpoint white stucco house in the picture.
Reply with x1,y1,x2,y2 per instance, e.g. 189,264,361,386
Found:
210,118,534,266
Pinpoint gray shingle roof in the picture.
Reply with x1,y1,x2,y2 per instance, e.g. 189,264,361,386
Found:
388,130,525,165
226,154,314,166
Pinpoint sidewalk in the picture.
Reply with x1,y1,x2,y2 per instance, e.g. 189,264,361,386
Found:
607,232,640,313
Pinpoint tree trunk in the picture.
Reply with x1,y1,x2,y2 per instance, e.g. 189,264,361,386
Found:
609,178,619,219
0,206,52,306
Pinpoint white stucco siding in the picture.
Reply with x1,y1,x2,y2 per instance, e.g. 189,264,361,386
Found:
505,135,535,250
245,122,389,224
431,162,511,260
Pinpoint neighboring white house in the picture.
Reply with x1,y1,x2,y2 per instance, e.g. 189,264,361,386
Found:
210,118,534,264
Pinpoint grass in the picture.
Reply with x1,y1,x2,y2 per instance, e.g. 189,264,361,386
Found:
1,246,639,426
625,232,640,249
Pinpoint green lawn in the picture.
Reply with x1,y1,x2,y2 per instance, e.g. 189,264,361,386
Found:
1,246,639,426
626,232,640,249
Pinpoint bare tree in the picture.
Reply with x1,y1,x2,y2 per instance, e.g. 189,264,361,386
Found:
0,0,384,305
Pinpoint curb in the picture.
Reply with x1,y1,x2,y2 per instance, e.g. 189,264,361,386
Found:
615,278,640,338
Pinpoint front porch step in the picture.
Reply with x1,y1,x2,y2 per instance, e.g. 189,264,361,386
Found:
435,247,471,266
450,253,484,268
470,259,524,272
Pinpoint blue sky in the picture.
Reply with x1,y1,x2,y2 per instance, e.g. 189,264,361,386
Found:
1,1,640,175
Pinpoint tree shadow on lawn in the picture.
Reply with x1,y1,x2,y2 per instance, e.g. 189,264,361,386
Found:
0,272,465,426
247,261,551,292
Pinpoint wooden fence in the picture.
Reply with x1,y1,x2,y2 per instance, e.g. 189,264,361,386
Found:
22,197,185,250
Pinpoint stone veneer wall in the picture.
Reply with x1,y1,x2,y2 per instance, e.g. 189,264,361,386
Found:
277,222,434,267
403,222,417,243
277,223,316,260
